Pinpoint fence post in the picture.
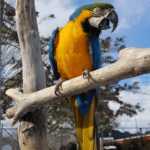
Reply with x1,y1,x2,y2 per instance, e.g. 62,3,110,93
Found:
16,128,19,150
0,127,1,150
76,140,80,150
100,138,103,150
139,128,142,136
0,0,2,148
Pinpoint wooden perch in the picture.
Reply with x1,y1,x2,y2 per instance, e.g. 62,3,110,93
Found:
5,47,150,126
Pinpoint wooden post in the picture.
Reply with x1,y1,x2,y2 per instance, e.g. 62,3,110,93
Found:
16,0,47,150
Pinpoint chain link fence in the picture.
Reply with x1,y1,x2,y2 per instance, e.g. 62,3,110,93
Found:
47,132,76,150
0,127,150,150
0,128,76,150
0,128,19,150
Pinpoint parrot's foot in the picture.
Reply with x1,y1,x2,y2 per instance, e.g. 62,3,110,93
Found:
82,70,90,80
55,78,66,96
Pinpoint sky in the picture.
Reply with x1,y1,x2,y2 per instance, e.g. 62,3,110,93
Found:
2,0,150,135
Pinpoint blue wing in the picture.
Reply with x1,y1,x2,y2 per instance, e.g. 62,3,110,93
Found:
49,29,60,80
89,35,102,105
88,36,102,71
75,35,102,116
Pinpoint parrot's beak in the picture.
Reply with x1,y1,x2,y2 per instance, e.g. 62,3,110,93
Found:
88,9,118,32
101,10,118,32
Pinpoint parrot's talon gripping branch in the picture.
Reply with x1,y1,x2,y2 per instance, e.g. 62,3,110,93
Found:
55,78,66,96
82,70,91,80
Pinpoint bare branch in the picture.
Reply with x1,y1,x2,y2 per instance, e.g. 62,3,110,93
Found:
5,47,150,126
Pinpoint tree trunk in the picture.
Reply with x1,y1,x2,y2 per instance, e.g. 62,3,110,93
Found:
15,0,47,150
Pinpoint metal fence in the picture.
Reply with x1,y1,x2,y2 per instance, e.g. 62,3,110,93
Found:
0,128,19,150
47,132,76,150
0,128,76,150
0,127,150,150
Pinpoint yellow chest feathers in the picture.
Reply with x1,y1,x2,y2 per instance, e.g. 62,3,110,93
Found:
54,10,93,80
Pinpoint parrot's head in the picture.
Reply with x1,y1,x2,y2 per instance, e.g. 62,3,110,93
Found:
69,2,118,36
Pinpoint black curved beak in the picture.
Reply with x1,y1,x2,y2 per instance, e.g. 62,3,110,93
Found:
107,10,118,32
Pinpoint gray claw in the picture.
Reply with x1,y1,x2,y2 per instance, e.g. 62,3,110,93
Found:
55,78,66,96
82,70,90,80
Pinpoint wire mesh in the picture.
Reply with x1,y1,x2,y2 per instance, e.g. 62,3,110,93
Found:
0,128,19,150
47,132,76,150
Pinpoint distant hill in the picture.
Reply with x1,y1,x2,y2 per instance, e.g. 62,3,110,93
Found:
99,130,140,140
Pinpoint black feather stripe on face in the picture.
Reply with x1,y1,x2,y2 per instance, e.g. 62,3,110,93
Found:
81,18,101,37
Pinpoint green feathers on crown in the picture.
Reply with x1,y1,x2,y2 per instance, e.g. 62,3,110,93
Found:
84,2,114,11
69,2,114,21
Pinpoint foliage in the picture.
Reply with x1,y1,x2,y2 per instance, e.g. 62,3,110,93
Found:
38,14,55,24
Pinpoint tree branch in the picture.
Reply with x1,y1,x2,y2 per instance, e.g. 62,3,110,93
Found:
5,47,150,126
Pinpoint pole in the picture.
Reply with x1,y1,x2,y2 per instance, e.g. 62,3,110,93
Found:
100,138,103,150
135,118,138,136
60,132,63,150
99,131,103,150
16,128,18,150
0,0,2,148
101,131,103,140
0,124,2,150
139,128,142,136
109,132,111,142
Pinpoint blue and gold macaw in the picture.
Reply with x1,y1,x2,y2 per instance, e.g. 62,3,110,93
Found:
49,2,118,150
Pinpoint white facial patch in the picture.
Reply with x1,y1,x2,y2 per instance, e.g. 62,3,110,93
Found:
88,17,104,28
88,8,114,29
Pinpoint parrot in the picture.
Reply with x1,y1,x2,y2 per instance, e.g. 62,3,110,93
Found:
49,2,118,150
